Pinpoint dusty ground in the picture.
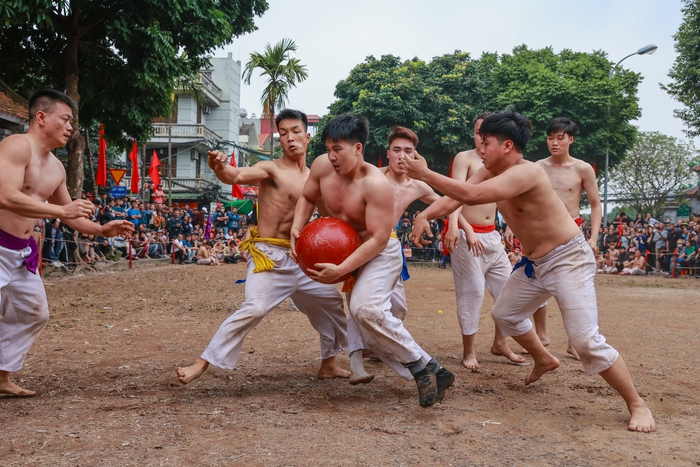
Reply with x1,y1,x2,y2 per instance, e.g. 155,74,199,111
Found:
1,264,699,466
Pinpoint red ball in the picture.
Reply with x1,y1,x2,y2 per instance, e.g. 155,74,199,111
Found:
296,217,362,283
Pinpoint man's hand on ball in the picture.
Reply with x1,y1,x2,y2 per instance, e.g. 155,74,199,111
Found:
306,263,343,284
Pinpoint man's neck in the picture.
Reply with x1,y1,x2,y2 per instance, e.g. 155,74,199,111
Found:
26,131,56,158
383,166,409,185
548,152,573,165
280,152,307,171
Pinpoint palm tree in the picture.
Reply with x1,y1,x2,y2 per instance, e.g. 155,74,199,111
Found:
242,38,308,155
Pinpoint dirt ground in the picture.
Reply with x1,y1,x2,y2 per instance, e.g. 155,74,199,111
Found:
1,263,700,467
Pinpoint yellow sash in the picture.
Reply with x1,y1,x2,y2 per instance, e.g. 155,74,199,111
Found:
239,226,291,273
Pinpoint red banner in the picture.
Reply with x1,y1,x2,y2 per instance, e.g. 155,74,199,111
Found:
129,140,139,194
96,124,107,187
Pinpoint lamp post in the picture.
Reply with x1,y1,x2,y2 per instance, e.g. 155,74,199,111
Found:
603,44,658,225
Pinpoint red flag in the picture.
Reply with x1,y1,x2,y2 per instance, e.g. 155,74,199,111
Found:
591,160,598,174
149,150,161,188
449,154,454,178
96,124,107,187
377,155,383,168
129,140,139,194
230,150,244,199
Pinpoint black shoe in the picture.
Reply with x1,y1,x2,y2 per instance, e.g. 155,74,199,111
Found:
435,367,455,403
413,367,438,407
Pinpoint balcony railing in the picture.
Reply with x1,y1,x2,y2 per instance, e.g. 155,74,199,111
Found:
152,124,221,141
198,72,222,100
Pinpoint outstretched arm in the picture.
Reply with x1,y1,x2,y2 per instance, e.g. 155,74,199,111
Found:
207,150,274,185
402,152,537,206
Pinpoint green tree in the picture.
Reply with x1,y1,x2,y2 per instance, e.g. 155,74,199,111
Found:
488,45,641,166
0,0,268,198
310,52,488,173
242,38,308,155
609,131,697,215
662,0,700,138
313,47,642,173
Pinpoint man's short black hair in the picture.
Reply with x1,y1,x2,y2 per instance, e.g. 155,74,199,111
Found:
276,109,308,131
478,107,532,153
546,117,578,137
473,112,495,129
28,89,77,122
321,113,369,153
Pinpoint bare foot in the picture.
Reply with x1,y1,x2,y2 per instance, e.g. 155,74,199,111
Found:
349,351,374,385
524,355,560,385
566,341,580,360
176,358,209,385
491,343,526,364
462,351,480,370
628,402,656,433
317,357,350,379
521,336,550,354
0,379,36,397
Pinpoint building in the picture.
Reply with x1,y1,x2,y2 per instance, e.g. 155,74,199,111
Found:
123,53,243,205
684,164,700,216
0,80,29,140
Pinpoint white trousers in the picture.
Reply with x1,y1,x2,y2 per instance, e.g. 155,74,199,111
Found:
622,267,646,275
201,243,348,370
347,238,431,381
451,230,510,335
492,234,619,375
0,245,49,372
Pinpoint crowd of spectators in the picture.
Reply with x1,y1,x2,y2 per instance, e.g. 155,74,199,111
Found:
39,190,251,270
37,189,700,280
592,212,700,278
396,208,700,278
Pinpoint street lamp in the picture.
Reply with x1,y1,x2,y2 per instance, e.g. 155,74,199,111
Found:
602,44,658,225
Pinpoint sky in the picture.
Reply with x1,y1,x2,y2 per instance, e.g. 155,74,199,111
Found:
217,0,691,144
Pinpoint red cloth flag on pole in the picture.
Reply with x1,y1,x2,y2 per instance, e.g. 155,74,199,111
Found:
96,124,107,187
129,140,139,194
230,150,244,199
591,160,598,174
377,155,383,168
149,150,161,188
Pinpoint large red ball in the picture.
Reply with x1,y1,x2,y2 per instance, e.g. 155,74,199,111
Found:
296,217,362,283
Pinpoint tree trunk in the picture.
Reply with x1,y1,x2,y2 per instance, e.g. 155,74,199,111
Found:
269,109,274,157
84,128,97,200
64,2,84,199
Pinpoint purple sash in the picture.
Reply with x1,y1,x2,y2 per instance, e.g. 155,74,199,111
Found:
0,228,39,274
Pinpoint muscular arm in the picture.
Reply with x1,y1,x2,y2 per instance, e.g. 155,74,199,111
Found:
290,158,324,255
411,156,537,207
50,186,133,236
581,164,602,248
207,150,274,185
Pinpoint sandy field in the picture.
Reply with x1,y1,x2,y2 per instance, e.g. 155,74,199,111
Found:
1,264,699,466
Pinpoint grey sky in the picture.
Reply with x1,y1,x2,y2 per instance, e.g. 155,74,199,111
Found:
218,0,691,144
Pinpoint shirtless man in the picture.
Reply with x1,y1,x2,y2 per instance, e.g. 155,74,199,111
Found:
0,89,133,396
506,117,601,360
195,240,219,266
444,114,525,370
620,249,647,275
291,114,454,407
177,109,349,385
348,126,473,384
403,108,655,431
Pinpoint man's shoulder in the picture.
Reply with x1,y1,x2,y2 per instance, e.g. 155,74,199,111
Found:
0,133,32,158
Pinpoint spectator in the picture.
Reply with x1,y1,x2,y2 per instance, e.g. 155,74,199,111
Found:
196,240,220,266
620,249,647,275
228,206,241,236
